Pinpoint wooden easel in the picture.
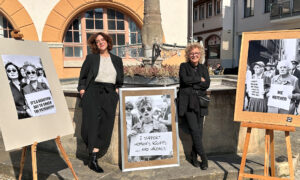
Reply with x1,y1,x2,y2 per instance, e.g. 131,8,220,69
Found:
18,136,78,180
238,122,296,180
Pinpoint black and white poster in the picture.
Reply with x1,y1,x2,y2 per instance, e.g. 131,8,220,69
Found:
243,38,300,115
0,38,73,151
120,87,179,172
125,95,172,162
2,55,56,119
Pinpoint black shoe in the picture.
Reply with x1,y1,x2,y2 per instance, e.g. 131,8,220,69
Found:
88,152,104,173
190,150,200,167
200,154,208,170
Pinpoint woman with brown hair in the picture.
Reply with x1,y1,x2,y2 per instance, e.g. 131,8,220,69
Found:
177,43,210,170
77,32,124,173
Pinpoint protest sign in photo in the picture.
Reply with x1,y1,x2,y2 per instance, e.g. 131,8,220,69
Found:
120,87,179,171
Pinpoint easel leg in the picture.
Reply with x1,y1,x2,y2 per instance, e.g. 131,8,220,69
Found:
264,130,270,176
270,130,275,177
55,136,78,180
31,142,38,180
18,147,27,180
238,127,252,180
285,131,295,180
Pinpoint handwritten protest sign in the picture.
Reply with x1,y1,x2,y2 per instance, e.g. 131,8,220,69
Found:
129,132,173,156
268,84,293,110
25,90,56,117
248,79,264,99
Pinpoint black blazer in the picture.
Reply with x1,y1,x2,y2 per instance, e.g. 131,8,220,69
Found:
177,62,210,117
77,53,124,92
293,68,300,88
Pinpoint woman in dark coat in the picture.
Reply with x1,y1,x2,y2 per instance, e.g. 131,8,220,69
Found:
178,43,210,170
77,32,124,173
5,62,31,119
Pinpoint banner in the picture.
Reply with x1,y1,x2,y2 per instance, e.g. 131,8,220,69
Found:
268,84,293,110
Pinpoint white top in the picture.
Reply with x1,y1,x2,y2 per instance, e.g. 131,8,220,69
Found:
94,56,117,84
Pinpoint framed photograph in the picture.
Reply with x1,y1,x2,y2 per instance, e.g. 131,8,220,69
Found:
0,38,74,150
120,87,179,171
234,30,300,127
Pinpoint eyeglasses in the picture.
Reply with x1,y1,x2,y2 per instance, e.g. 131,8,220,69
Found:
7,69,17,73
126,107,133,111
95,40,106,44
140,107,152,113
190,52,200,56
26,71,36,75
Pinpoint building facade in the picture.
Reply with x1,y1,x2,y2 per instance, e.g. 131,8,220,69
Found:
234,0,300,67
0,0,188,78
193,0,235,68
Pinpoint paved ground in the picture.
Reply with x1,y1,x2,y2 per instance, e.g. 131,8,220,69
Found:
0,127,298,180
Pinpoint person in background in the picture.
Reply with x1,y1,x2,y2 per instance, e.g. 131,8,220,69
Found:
177,43,210,170
5,62,31,119
263,62,275,79
213,63,223,75
291,59,300,88
36,67,49,88
77,32,124,173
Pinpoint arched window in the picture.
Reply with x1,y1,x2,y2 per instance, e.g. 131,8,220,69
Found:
63,8,142,61
207,35,220,59
0,14,13,38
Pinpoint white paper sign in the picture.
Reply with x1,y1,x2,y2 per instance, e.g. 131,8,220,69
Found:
268,84,293,110
25,90,56,116
248,79,264,99
129,132,173,156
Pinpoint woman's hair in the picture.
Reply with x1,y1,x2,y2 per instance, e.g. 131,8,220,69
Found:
184,43,205,63
5,62,22,81
87,32,113,54
277,60,292,71
136,97,153,111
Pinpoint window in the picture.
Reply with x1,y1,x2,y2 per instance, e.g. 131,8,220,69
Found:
207,1,213,18
207,35,221,59
265,0,271,13
199,5,205,19
194,7,198,21
0,14,13,38
244,0,254,17
215,0,221,15
63,8,142,60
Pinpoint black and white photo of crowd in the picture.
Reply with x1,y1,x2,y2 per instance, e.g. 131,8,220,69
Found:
2,55,52,119
125,95,172,162
243,39,300,115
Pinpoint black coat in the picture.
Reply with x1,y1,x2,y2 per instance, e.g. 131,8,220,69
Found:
77,53,124,92
293,68,300,88
177,62,210,117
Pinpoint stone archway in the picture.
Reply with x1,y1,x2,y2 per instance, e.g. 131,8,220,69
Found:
0,0,38,40
42,0,144,42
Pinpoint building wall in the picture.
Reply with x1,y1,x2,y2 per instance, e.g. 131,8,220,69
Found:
0,0,188,78
160,0,188,45
234,0,300,67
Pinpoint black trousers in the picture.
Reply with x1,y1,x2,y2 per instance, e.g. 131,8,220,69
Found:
81,82,119,153
185,111,205,156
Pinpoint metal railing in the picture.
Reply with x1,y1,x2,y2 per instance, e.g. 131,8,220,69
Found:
270,0,300,20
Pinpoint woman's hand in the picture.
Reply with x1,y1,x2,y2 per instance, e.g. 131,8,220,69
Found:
201,77,206,82
116,88,119,94
80,89,85,98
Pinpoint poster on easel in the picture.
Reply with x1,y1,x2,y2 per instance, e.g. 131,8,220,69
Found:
0,38,74,151
234,30,300,127
119,87,179,172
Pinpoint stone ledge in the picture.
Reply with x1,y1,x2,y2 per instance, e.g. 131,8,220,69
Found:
275,153,299,177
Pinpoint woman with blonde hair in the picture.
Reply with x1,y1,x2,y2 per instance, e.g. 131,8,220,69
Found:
177,43,210,170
